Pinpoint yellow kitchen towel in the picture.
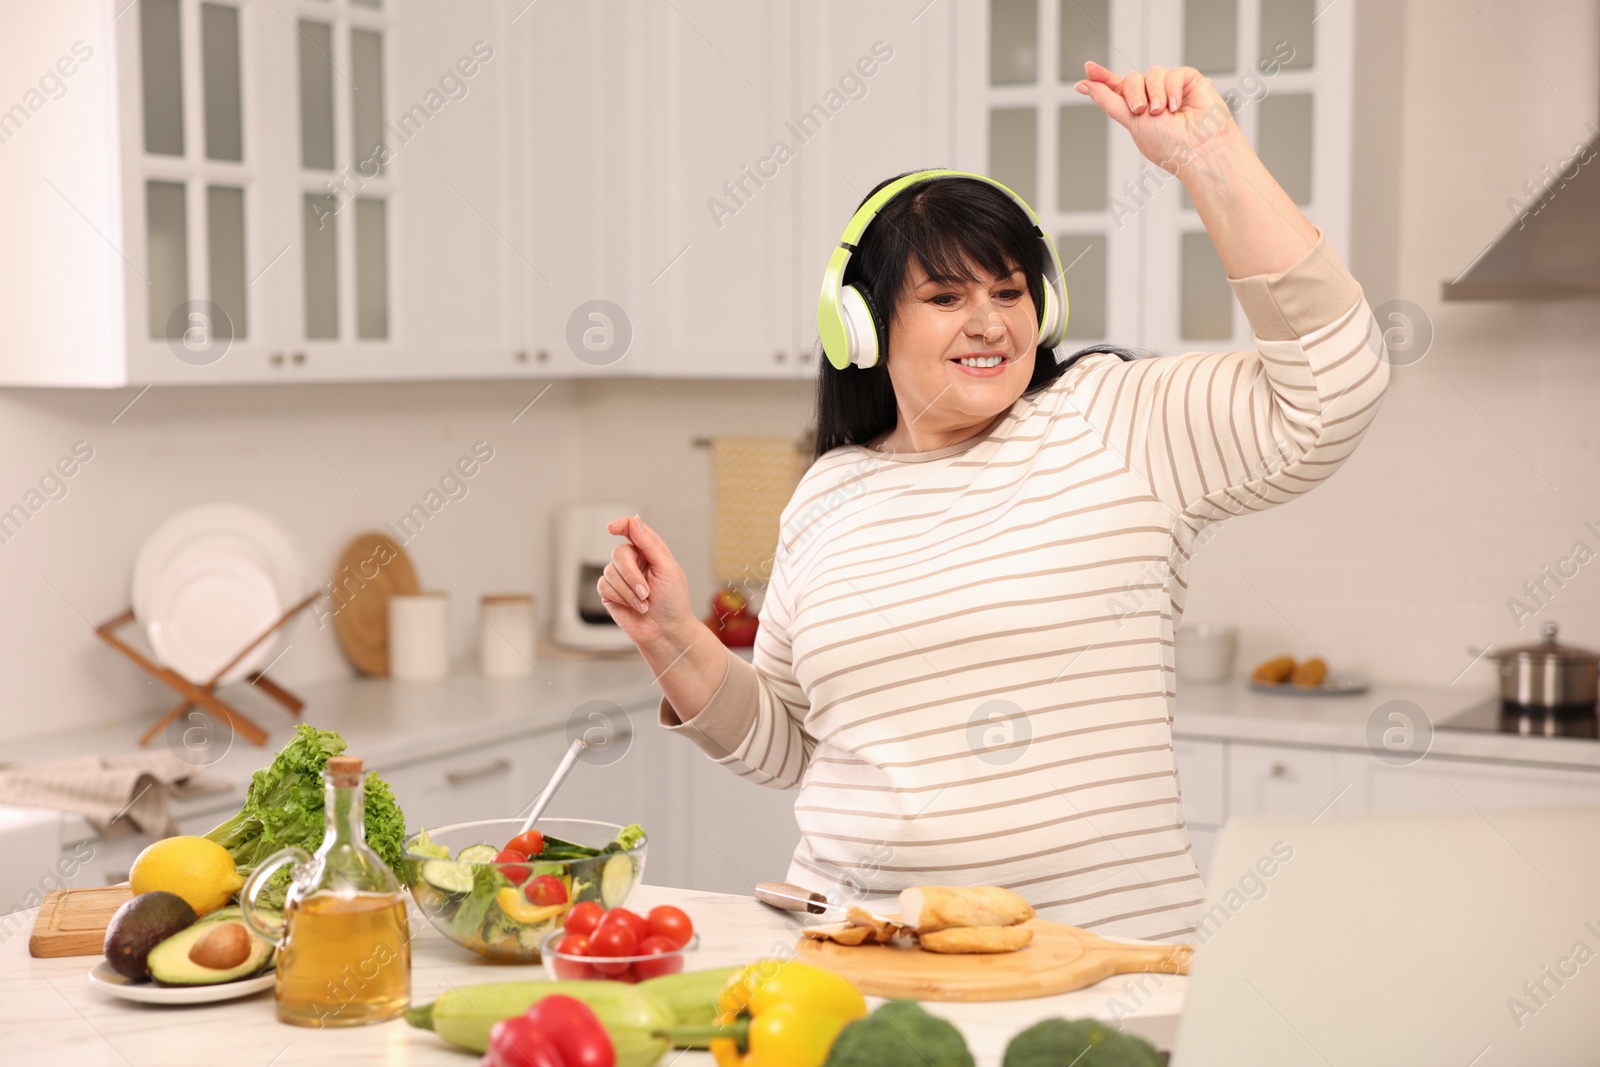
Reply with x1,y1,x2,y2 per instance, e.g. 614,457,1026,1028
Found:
711,436,810,585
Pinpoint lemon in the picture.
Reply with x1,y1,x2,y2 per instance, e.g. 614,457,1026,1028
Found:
129,835,244,917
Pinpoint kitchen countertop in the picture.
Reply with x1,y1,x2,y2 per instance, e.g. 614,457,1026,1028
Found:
0,883,1187,1067
4,653,1597,852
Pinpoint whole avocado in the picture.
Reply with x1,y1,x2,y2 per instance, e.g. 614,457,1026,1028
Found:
103,891,198,980
1003,1017,1164,1067
824,1000,975,1067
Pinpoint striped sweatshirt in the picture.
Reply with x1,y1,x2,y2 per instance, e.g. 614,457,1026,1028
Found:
659,229,1388,942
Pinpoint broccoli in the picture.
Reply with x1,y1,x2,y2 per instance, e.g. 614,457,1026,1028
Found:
1002,1018,1164,1067
824,1001,974,1067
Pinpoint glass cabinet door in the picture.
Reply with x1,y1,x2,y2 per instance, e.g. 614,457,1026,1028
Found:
295,0,392,347
1142,0,1351,355
960,0,1351,359
136,0,252,367
972,0,1144,354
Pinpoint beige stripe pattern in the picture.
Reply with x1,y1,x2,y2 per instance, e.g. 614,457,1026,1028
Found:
660,230,1389,942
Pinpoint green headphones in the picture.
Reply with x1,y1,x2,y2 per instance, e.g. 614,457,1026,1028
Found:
815,169,1069,371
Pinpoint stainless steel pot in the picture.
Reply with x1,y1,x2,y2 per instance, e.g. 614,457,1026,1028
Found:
1489,622,1598,711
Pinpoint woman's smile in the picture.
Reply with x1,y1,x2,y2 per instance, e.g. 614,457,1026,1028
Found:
950,349,1013,376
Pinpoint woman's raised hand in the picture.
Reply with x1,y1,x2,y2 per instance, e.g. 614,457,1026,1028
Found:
1074,62,1241,176
599,514,696,651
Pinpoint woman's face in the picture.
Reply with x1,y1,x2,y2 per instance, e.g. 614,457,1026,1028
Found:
885,255,1038,440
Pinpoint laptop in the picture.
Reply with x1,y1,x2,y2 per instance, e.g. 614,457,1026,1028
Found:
1170,805,1600,1066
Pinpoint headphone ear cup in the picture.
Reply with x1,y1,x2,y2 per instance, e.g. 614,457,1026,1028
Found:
1037,274,1067,349
839,284,883,369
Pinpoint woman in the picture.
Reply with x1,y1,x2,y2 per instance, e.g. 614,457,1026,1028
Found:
598,62,1388,942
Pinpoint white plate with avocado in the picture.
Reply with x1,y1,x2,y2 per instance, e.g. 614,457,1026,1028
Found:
88,960,275,1004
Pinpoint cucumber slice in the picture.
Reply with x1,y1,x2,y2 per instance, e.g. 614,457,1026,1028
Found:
456,844,500,864
422,859,474,895
599,854,635,909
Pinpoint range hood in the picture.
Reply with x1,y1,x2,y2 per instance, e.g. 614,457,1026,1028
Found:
1442,118,1600,300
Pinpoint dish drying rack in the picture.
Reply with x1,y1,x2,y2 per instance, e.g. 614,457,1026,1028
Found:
94,591,322,748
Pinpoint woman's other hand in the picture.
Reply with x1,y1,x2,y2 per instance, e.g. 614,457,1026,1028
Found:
1074,62,1242,176
600,514,696,651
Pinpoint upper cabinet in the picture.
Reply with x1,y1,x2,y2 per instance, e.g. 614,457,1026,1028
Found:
0,0,1353,386
1,0,519,386
950,0,1354,359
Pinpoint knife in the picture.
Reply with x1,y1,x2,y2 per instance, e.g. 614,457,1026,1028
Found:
754,882,898,924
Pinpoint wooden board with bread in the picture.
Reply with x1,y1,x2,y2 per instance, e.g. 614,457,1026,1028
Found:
792,885,1193,1002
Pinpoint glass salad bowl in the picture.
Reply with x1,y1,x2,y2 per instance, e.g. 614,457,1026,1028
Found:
402,818,647,962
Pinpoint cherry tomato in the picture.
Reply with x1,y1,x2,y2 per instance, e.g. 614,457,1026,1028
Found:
564,900,604,936
550,935,594,981
524,874,568,907
555,933,590,956
633,934,684,980
588,922,638,976
494,848,530,886
506,830,545,858
600,907,650,944
646,906,694,950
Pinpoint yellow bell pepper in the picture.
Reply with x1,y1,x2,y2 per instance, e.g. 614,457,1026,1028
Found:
707,960,867,1067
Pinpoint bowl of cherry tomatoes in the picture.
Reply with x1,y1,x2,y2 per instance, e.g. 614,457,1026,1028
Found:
540,903,697,983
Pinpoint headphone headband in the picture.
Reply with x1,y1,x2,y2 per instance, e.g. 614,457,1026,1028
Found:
816,170,1069,371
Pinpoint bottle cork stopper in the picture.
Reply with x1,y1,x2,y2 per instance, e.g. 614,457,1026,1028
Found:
328,756,363,775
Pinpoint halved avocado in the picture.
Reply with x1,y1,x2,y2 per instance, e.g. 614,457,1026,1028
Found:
147,917,274,986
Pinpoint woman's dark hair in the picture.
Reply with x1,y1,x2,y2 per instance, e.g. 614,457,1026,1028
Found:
812,171,1147,459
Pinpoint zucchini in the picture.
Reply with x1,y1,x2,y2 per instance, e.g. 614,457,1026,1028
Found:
456,843,499,864
407,980,672,1065
421,859,474,895
535,834,601,858
637,968,741,1044
599,853,636,908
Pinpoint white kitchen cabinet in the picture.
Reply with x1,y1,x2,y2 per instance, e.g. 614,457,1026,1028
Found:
950,0,1354,359
381,741,524,833
646,0,797,379
1173,736,1226,827
1331,750,1600,814
511,0,666,380
682,756,803,898
788,0,957,381
0,0,521,386
1225,740,1355,820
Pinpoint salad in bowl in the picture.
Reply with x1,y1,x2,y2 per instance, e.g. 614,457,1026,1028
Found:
403,817,645,961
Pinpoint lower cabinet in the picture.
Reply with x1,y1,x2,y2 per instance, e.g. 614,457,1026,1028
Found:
1331,750,1600,812
1225,742,1351,821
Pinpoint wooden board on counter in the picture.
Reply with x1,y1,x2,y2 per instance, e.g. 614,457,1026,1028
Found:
28,885,133,958
795,919,1192,1002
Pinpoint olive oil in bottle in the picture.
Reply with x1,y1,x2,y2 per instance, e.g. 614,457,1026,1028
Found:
242,755,411,1027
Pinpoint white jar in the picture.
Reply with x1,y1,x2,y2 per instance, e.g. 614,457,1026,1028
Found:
1175,623,1238,683
479,594,535,677
388,593,449,681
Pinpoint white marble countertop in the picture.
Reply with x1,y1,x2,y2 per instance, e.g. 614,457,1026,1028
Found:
0,883,1186,1067
1171,677,1600,769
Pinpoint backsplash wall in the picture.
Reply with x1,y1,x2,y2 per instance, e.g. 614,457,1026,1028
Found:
2,0,1597,744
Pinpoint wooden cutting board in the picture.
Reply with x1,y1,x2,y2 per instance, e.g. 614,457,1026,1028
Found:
331,531,419,676
795,919,1192,1002
28,884,133,958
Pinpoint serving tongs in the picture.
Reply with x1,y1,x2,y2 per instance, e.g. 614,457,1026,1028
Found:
514,736,588,833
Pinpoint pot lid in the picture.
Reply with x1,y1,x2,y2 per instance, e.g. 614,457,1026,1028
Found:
1494,622,1600,665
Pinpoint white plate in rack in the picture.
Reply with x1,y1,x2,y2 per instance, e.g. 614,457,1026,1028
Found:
88,960,275,1005
131,504,302,683
132,504,301,623
145,548,284,685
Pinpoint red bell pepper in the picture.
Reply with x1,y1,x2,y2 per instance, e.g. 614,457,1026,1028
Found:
527,995,615,1067
479,995,614,1067
482,1014,563,1067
